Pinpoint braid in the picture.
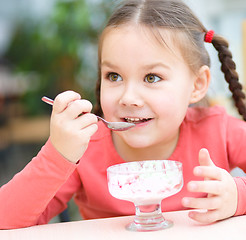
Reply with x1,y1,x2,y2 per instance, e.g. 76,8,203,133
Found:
211,34,246,121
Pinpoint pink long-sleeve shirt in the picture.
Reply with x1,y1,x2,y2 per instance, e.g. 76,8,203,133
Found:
1,106,246,229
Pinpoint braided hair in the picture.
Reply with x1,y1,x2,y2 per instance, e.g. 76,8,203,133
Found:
211,35,246,120
94,0,246,120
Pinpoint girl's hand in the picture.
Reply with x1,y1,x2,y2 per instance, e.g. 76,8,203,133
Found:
182,148,238,224
50,91,98,163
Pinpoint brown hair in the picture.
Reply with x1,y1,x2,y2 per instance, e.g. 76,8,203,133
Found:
94,0,246,120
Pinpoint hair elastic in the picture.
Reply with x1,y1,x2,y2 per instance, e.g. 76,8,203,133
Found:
204,30,214,43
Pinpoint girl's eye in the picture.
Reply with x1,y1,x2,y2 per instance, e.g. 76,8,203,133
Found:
108,73,122,82
145,74,161,83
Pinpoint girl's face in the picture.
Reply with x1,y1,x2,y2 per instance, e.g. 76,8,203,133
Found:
100,25,198,157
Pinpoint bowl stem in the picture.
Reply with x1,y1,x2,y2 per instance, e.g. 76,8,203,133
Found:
126,201,173,231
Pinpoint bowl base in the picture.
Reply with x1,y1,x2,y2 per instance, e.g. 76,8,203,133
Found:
126,219,173,232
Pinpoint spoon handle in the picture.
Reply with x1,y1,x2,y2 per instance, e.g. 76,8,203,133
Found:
41,96,135,131
41,96,54,105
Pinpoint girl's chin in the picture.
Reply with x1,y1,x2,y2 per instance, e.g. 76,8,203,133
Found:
119,133,154,148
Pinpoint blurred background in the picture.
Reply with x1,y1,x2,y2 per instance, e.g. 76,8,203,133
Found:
0,0,245,222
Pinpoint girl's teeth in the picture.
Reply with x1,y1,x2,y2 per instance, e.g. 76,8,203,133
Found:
125,117,150,123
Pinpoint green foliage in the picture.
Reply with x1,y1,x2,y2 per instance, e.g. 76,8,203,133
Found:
4,0,113,116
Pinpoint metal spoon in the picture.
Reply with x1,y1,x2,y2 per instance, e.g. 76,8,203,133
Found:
41,96,135,131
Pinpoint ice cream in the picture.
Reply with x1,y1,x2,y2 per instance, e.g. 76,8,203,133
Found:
107,160,183,205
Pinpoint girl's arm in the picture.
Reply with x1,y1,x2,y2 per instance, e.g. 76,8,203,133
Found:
233,177,246,216
226,115,246,216
0,91,98,229
0,139,78,229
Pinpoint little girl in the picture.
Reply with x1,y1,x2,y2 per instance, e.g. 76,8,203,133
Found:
1,0,246,229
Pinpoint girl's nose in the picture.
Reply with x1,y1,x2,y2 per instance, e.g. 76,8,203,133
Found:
119,84,144,107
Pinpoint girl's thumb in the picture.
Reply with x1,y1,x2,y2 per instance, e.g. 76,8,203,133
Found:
198,148,215,167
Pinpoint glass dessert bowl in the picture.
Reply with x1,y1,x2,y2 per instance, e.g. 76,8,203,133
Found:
107,160,183,232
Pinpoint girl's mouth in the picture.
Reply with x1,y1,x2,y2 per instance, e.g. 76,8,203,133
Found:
123,117,153,124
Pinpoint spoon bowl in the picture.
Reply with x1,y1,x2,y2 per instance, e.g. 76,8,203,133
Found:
41,96,135,131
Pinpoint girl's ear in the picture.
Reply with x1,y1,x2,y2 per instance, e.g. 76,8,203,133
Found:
189,65,210,104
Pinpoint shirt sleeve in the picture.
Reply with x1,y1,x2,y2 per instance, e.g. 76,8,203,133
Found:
226,115,246,216
234,177,246,216
0,139,78,229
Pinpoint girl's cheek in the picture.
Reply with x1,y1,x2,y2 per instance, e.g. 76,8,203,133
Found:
100,96,114,115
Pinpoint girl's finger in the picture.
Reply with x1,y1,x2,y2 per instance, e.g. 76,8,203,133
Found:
53,91,81,113
187,180,223,195
193,165,222,180
62,99,93,119
198,148,215,167
188,209,219,224
78,123,99,140
182,196,221,210
73,113,98,130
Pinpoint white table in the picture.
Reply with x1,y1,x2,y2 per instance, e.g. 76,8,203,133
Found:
0,210,245,240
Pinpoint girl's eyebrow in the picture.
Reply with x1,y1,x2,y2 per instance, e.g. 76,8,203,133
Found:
101,61,117,68
143,63,171,70
101,61,170,70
